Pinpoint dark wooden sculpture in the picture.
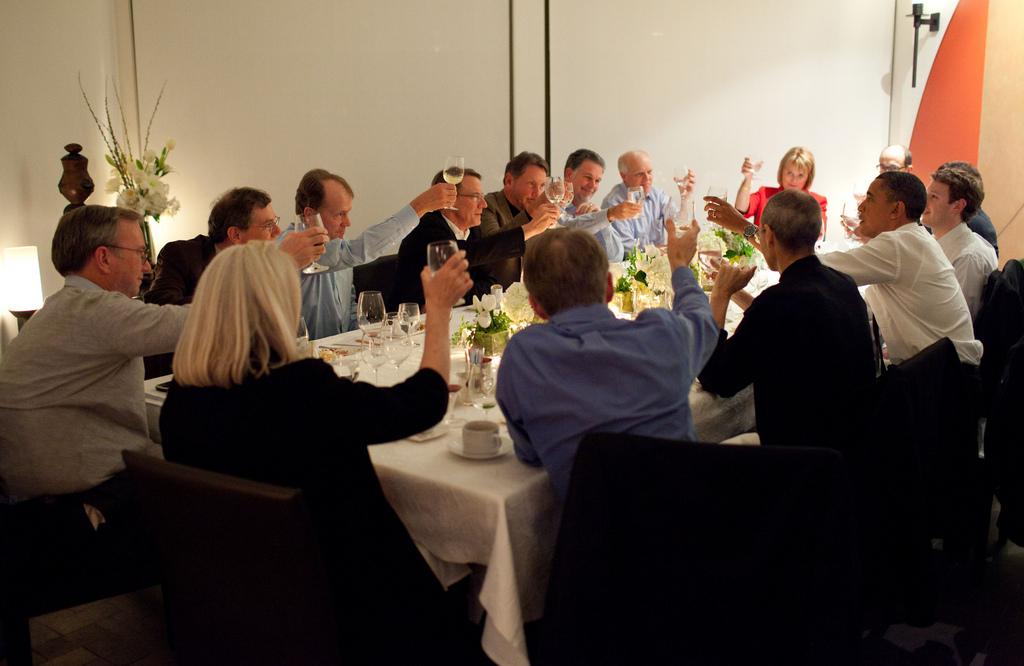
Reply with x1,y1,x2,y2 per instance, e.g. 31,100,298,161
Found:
58,143,95,212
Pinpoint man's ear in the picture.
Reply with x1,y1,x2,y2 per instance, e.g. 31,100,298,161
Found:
528,295,549,321
226,226,243,244
93,245,115,275
503,173,514,190
953,198,968,217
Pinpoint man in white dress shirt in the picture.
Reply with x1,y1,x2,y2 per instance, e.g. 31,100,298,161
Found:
921,161,997,321
819,171,982,366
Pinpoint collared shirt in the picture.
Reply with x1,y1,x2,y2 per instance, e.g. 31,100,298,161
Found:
600,182,672,258
936,223,997,322
444,215,470,241
819,223,982,365
496,267,719,498
563,204,622,261
278,204,419,339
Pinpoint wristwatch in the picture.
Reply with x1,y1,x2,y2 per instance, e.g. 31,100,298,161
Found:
743,224,759,241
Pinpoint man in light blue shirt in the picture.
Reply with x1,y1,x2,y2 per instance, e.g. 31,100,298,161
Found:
496,221,718,499
600,149,675,259
278,168,456,339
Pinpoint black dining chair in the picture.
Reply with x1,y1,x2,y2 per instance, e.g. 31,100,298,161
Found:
121,451,340,666
538,434,861,666
353,253,400,309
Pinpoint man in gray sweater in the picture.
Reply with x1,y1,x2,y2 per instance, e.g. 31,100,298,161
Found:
0,205,188,572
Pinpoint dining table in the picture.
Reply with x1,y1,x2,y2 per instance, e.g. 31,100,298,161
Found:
144,296,760,666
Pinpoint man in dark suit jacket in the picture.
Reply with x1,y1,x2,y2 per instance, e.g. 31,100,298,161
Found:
391,169,556,310
479,152,559,289
145,187,326,305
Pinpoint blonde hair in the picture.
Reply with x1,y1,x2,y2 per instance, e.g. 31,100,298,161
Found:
776,147,816,190
173,242,303,388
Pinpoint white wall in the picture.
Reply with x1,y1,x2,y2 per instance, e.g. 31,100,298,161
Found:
131,0,513,255
549,0,896,236
0,0,127,348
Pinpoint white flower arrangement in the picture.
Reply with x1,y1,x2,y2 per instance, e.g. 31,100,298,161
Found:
502,282,536,329
470,294,512,333
80,77,179,222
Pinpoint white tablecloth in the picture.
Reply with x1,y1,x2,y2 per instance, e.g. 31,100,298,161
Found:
144,304,756,666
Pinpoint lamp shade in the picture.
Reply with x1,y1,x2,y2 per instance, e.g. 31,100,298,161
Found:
4,246,44,312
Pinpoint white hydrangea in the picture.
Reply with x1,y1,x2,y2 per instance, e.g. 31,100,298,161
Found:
502,281,535,328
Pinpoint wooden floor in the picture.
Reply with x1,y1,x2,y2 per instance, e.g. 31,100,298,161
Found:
3,501,1024,665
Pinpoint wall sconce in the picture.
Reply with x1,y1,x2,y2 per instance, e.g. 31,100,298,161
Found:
4,246,44,330
908,3,941,88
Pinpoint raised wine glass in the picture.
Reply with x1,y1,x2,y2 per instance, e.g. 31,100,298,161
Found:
443,156,464,210
297,211,329,274
544,176,565,205
745,154,764,182
427,240,458,276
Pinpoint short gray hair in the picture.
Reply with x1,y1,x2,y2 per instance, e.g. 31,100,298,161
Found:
760,190,821,252
51,205,142,276
617,149,648,173
524,228,608,317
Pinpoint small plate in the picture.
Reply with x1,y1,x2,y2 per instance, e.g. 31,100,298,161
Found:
448,434,513,460
408,423,450,442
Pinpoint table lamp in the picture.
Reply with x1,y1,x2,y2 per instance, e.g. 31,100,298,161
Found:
5,246,44,330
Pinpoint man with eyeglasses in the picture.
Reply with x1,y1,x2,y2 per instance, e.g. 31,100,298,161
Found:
146,186,329,306
392,168,555,308
278,169,457,338
0,205,190,584
877,145,998,255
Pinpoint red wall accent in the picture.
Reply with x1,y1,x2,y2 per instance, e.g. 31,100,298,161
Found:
909,0,989,177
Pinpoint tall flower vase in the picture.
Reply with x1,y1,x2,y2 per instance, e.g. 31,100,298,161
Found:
611,291,633,313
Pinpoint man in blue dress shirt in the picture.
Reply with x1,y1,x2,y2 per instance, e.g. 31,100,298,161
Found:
278,168,456,339
496,221,718,499
600,149,675,259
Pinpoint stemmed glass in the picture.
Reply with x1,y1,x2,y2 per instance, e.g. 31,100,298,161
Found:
745,154,764,182
559,182,574,223
383,318,412,373
674,166,693,204
840,202,862,244
852,181,868,204
427,240,458,276
398,302,420,347
469,369,497,420
544,176,565,205
298,211,329,274
297,316,310,357
443,156,464,210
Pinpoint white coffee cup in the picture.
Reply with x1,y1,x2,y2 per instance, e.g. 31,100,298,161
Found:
462,420,501,456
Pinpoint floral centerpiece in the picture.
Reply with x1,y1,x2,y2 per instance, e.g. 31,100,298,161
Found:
450,294,513,357
80,77,179,264
612,245,673,313
501,281,537,329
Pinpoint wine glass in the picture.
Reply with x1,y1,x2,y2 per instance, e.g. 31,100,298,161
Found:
298,211,329,274
398,302,420,346
384,319,412,372
297,316,310,357
852,181,867,204
746,154,764,181
627,186,644,205
445,382,465,425
356,291,386,342
470,369,497,420
697,236,723,292
840,201,862,244
362,335,389,384
674,166,693,201
427,240,458,276
544,176,565,205
443,156,464,210
557,181,574,224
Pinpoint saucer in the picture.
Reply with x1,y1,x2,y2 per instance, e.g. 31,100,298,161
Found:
408,422,450,442
448,434,513,460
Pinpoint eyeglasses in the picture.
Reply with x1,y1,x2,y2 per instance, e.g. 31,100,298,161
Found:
457,193,486,201
876,164,904,173
253,216,281,231
105,245,149,261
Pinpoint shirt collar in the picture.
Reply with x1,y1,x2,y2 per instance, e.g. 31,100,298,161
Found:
64,274,105,291
443,215,470,241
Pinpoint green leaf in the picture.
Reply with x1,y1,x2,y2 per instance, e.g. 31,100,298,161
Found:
724,250,738,260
